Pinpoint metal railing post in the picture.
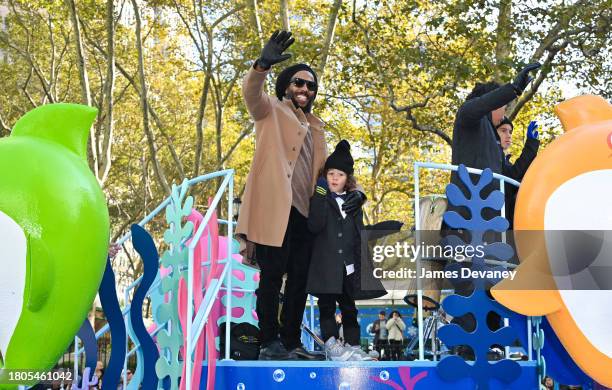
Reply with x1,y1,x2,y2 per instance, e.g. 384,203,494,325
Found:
414,163,425,361
224,174,234,360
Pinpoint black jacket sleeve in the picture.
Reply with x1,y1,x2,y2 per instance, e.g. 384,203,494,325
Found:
502,138,540,181
363,220,404,242
307,192,329,234
457,84,518,130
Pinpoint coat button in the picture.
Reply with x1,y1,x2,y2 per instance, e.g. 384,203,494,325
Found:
298,131,302,136
287,174,291,178
337,217,342,221
338,249,343,254
338,232,343,238
292,147,296,151
289,161,292,166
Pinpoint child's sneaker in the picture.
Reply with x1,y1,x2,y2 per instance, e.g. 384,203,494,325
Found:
324,337,354,361
346,344,375,361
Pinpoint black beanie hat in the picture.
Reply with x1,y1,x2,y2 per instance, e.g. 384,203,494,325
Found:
497,116,514,130
324,140,354,175
275,63,318,101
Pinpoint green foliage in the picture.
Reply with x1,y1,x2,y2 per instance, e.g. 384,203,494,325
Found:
0,0,609,239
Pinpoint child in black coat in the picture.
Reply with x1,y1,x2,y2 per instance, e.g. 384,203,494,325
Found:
306,140,373,361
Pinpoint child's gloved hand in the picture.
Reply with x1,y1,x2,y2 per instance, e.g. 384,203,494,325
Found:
315,177,328,196
526,120,539,140
342,191,365,215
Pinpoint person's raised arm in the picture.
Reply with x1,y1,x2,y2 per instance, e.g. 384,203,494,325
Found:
396,317,406,331
385,318,394,330
457,63,541,130
503,120,540,180
243,30,295,121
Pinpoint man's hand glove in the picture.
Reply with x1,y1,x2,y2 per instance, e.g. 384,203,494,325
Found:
256,30,295,69
315,177,328,196
342,191,365,215
511,62,541,95
526,120,539,140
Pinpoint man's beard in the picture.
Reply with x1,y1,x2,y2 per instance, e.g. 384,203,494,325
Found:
286,90,315,113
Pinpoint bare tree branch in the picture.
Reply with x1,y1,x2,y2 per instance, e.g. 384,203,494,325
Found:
509,40,569,120
217,123,254,168
82,24,186,180
351,0,452,145
0,113,10,134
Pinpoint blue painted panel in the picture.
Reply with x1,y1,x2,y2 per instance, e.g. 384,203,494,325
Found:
201,361,538,390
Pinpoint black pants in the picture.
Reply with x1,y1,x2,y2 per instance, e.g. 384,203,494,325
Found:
375,339,388,358
317,274,360,346
255,207,312,349
388,339,404,361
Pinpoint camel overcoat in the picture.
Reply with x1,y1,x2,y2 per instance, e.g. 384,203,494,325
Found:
236,66,328,247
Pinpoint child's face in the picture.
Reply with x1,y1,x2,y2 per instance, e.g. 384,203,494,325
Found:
326,169,347,193
497,123,513,151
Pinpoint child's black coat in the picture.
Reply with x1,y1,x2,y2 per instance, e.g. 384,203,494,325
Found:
305,191,392,300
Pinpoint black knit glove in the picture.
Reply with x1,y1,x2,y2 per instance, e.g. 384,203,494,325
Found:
342,191,365,215
256,30,295,69
511,63,541,95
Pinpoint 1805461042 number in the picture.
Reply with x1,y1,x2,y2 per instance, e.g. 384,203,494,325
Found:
0,369,73,384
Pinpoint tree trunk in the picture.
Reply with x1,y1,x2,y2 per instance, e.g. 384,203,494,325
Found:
131,0,171,195
248,0,264,49
494,0,514,83
280,0,290,30
194,32,213,177
99,0,115,184
317,0,342,84
65,0,98,179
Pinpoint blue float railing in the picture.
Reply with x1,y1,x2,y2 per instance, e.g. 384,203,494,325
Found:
72,169,237,389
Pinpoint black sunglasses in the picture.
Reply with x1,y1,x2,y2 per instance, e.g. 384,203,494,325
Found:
289,77,317,91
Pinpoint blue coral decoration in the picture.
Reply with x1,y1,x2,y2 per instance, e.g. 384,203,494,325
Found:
98,257,127,389
438,290,521,389
155,180,194,390
436,164,521,389
443,165,513,289
130,224,161,390
75,319,98,386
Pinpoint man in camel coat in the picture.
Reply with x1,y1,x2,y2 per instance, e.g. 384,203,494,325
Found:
236,30,365,360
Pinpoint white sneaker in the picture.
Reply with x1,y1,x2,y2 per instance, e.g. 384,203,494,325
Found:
347,344,375,361
325,337,355,361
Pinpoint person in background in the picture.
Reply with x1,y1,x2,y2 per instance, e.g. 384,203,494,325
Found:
335,313,344,343
371,311,389,359
542,376,555,390
495,117,540,228
91,361,104,390
446,62,541,225
386,310,406,361
108,242,121,259
444,64,541,355
116,369,133,390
